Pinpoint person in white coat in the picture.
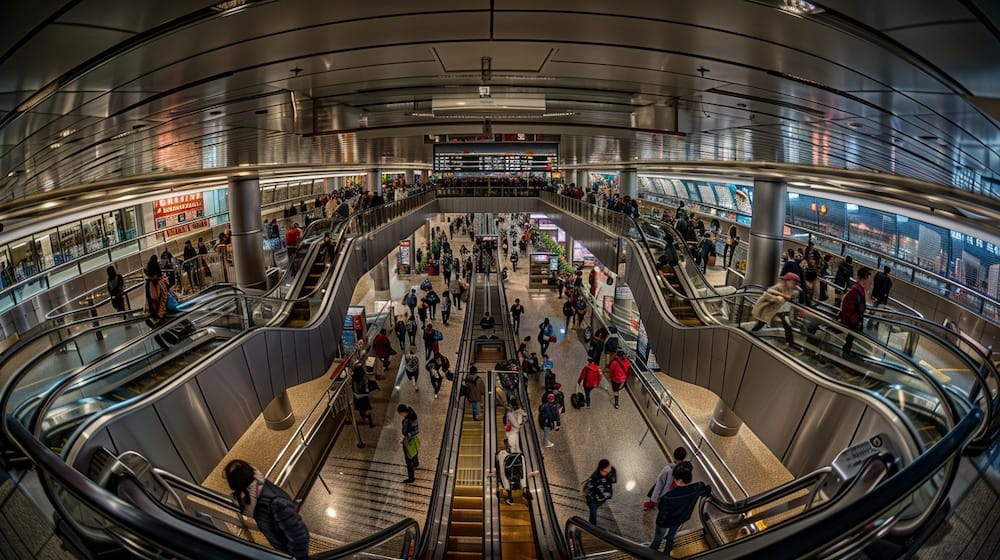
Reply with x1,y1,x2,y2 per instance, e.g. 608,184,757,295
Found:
505,398,528,453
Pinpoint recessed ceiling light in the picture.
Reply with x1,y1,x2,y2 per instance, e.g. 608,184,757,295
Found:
59,128,76,137
49,143,61,149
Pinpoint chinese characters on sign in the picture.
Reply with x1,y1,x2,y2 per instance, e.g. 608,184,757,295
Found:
154,193,207,237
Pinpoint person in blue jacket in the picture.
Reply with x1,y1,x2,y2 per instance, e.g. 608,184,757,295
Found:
650,461,711,555
225,459,310,559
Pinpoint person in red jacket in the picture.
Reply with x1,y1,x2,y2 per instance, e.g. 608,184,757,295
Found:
839,267,873,356
285,222,303,272
578,358,603,409
372,328,394,368
608,350,631,409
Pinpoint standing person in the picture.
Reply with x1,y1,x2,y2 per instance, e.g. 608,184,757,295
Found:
509,298,525,333
834,255,854,289
463,366,487,421
479,311,496,331
643,447,688,509
440,291,452,326
394,316,408,350
871,266,893,307
182,240,199,291
224,460,310,560
538,393,561,447
573,296,587,328
779,249,802,279
403,347,421,392
840,267,873,356
750,272,799,347
650,462,711,555
285,222,303,268
398,405,420,483
698,232,714,273
723,224,738,267
608,350,630,409
584,459,617,526
562,299,575,329
406,313,418,347
587,330,605,364
453,280,466,310
351,365,376,428
504,398,528,453
372,328,394,369
510,250,519,272
577,358,603,409
144,257,169,327
538,318,554,355
106,266,127,312
268,219,280,240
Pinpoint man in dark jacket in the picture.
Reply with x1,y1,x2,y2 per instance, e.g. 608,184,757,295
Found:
585,459,617,526
834,255,854,289
464,366,487,420
225,460,310,559
871,266,893,306
650,461,710,554
839,267,873,355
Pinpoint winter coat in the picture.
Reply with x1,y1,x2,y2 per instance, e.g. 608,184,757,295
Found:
254,481,310,559
655,482,711,528
578,363,602,389
464,373,486,402
839,282,867,329
608,357,630,384
751,283,792,324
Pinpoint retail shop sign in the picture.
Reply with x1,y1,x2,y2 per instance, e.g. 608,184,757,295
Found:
153,193,207,237
398,239,411,274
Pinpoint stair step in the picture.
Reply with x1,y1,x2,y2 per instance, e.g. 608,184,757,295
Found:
455,485,482,497
453,496,483,509
448,536,483,553
450,521,483,537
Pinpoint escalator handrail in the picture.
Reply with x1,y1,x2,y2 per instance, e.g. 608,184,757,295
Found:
3,415,287,560
1,286,242,426
42,272,148,322
312,518,420,560
416,265,482,558
694,406,980,559
564,515,661,560
493,246,570,559
700,464,836,516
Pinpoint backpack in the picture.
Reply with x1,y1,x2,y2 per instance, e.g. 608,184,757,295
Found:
406,293,417,307
434,330,444,341
604,336,619,354
427,292,439,305
575,299,586,311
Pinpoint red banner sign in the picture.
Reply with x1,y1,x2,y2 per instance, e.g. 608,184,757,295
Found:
154,193,206,237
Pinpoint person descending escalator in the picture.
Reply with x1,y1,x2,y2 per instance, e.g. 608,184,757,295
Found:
750,272,799,347
649,461,711,556
144,256,169,328
497,449,528,506
224,460,310,560
504,398,528,454
107,266,127,312
840,267,873,356
352,365,377,428
463,366,487,421
643,447,688,510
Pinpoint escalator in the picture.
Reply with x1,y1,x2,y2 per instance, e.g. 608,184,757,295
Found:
283,246,331,328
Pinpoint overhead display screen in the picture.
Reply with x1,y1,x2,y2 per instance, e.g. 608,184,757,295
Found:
433,143,558,172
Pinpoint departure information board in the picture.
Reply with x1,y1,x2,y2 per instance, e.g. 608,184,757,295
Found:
433,143,558,172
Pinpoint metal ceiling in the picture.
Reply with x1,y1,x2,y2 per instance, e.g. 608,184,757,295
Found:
0,0,998,221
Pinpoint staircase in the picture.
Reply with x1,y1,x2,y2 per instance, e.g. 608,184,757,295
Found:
285,258,327,328
660,267,702,326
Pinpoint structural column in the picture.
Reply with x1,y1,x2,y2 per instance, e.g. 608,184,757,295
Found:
621,168,638,198
576,169,589,189
743,178,787,289
367,169,381,195
373,257,391,297
404,169,415,185
228,175,267,291
565,234,575,266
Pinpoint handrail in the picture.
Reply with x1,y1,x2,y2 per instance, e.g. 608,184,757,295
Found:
43,271,147,322
564,515,661,560
639,190,1000,315
4,415,286,560
311,518,419,560
417,264,481,558
701,466,834,516
578,289,749,501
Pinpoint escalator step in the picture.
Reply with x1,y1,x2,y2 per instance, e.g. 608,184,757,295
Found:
447,536,484,553
450,521,483,537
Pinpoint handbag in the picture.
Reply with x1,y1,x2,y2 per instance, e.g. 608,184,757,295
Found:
549,335,557,343
504,422,512,432
403,435,420,459
166,291,180,314
434,330,444,341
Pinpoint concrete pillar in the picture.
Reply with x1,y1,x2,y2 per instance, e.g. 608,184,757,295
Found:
367,169,381,195
228,175,267,291
565,234,575,264
263,391,295,430
743,178,787,289
621,168,638,199
373,257,391,297
576,170,589,189
404,169,415,185
421,169,430,183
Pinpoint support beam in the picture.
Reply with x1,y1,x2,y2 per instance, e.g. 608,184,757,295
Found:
743,178,787,289
228,175,267,291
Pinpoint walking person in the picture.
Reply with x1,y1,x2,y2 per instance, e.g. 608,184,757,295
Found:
417,298,428,327
351,365,376,428
504,398,528,453
426,288,440,320
584,459,617,526
394,316,408,350
398,405,420,483
562,299,575,329
422,323,440,360
144,257,169,327
404,288,418,317
224,460,310,560
440,291,452,326
750,272,799,347
372,328,394,369
578,358,602,409
840,267,873,356
403,347,420,392
650,462,711,555
427,352,449,398
463,366,487,421
608,350,630,409
509,298,524,333
538,393,561,447
406,314,418,347
538,318,554,355
723,225,738,267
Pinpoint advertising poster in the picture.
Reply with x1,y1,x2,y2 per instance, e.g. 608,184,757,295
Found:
398,239,412,274
342,305,368,355
154,193,207,237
